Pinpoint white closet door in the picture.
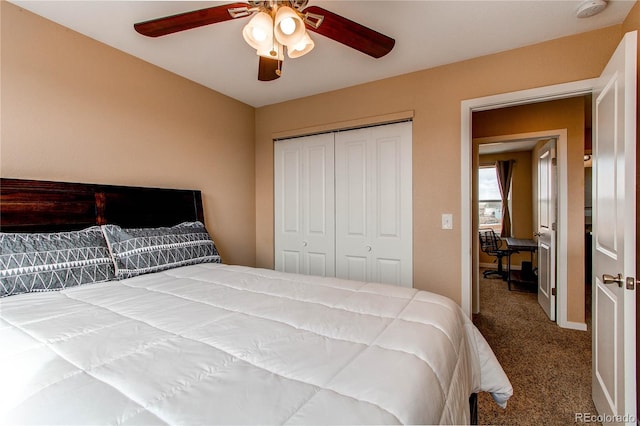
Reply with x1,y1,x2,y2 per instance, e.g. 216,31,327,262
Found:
274,134,335,276
335,122,413,286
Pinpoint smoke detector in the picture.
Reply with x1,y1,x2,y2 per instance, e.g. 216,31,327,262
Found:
576,0,607,18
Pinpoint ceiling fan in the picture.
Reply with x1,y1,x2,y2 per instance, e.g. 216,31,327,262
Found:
134,0,395,81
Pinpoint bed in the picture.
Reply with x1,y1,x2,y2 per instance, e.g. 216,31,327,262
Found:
0,178,512,425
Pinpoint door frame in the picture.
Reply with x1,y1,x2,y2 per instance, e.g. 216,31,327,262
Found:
461,78,596,330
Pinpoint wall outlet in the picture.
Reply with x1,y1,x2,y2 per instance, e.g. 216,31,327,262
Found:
442,213,453,230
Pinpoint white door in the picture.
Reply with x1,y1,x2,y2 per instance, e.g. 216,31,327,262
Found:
335,122,413,286
592,31,636,424
274,133,335,276
536,139,556,321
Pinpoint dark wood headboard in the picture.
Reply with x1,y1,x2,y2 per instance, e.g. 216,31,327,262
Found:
0,178,204,233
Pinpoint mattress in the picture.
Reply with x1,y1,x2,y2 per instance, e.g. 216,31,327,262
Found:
0,263,512,425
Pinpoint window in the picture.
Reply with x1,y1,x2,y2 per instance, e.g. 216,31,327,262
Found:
478,165,503,232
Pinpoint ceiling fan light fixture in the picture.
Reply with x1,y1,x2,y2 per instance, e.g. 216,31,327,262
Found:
133,1,396,81
274,6,306,47
242,11,273,50
288,32,314,58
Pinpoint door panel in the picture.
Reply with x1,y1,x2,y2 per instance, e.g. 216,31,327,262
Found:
592,30,636,424
303,139,335,276
336,133,371,280
336,122,412,287
371,129,411,286
274,133,335,277
537,139,556,320
593,72,622,421
282,149,301,234
345,255,368,281
539,151,550,228
376,258,401,286
276,143,302,274
377,138,401,237
538,242,551,300
345,140,367,237
283,250,300,274
306,145,330,235
594,79,618,256
595,285,617,410
306,252,327,277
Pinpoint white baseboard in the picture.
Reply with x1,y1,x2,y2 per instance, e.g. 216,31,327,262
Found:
560,320,588,331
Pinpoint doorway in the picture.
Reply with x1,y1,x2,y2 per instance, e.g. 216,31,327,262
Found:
473,134,562,319
469,96,592,330
460,78,596,330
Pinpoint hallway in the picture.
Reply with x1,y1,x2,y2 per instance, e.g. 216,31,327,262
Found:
473,272,596,425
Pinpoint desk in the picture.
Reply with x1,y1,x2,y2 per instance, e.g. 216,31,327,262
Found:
504,238,538,291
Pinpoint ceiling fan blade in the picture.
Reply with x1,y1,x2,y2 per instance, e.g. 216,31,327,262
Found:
134,2,251,37
302,6,395,59
258,56,282,81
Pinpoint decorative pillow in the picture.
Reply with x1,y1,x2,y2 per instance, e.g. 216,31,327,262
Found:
0,227,116,298
101,221,220,279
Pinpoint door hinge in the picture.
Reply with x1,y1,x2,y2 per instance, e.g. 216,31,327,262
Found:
552,287,556,296
552,157,557,166
551,222,556,231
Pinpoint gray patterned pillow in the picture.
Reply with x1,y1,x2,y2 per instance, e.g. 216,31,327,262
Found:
0,227,116,298
102,221,220,279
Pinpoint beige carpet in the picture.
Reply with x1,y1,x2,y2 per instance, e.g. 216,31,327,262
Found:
473,272,598,425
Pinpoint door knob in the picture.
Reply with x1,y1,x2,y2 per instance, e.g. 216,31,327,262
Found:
602,273,624,287
366,245,372,252
302,241,308,247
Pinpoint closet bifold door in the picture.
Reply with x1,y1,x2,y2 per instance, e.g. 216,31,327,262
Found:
274,133,335,276
334,122,413,287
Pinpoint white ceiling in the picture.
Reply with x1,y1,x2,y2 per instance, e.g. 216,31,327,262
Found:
10,0,636,107
478,139,542,154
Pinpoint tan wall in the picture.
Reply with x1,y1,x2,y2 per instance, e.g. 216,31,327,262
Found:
477,150,533,268
0,3,257,266
473,97,587,323
255,24,626,304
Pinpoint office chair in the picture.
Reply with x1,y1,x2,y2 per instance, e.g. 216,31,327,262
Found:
479,228,508,279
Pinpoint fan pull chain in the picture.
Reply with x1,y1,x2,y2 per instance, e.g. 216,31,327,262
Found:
269,5,277,58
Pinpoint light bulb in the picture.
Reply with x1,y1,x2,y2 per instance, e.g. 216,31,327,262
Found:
252,26,267,42
287,33,314,58
292,40,306,51
242,12,273,50
279,17,296,35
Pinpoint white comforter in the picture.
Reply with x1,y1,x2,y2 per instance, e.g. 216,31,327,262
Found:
0,263,512,425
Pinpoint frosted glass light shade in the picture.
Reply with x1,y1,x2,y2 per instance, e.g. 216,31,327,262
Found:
242,12,273,50
274,6,305,47
288,33,314,58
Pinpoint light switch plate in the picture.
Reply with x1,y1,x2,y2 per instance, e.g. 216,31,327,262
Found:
442,213,453,230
